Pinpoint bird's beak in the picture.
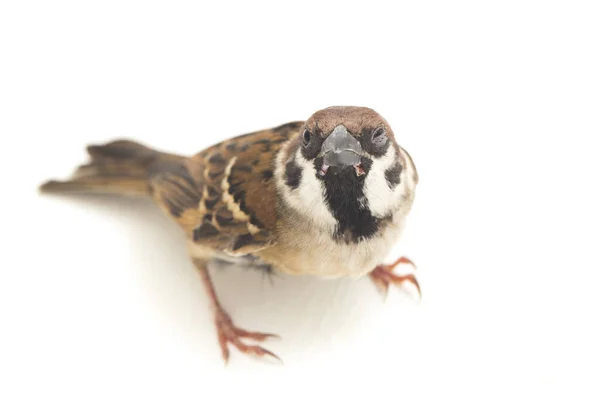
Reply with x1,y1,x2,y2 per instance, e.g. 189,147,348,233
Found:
320,125,362,168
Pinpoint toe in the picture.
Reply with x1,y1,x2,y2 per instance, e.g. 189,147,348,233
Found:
234,328,280,341
390,273,421,297
243,344,282,362
218,331,230,364
386,256,415,271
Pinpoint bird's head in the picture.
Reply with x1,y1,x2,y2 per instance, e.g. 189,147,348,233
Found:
276,106,418,242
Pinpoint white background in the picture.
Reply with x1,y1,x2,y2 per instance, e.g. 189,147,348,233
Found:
1,1,599,399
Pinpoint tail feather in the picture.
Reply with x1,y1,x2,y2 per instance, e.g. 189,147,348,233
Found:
39,177,151,195
39,139,184,197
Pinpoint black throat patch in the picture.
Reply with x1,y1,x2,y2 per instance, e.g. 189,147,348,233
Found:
315,157,385,243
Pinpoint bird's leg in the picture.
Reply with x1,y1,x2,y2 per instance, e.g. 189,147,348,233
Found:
193,259,281,364
369,256,421,298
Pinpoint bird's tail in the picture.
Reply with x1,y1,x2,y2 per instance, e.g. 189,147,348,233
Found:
39,139,184,197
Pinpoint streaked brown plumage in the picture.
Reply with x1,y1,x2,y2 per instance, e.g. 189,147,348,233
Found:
40,106,420,363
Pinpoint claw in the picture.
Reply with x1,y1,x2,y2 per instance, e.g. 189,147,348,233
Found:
260,348,283,363
370,256,421,299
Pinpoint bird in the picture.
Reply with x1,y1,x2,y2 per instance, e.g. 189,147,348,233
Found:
39,105,420,363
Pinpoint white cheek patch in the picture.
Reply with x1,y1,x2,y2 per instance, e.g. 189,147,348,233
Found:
275,148,337,232
363,147,405,218
292,154,338,230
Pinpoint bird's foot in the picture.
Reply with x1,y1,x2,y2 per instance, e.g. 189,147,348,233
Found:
213,307,281,364
369,256,421,298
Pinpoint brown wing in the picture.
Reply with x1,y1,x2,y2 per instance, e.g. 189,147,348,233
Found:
150,121,302,256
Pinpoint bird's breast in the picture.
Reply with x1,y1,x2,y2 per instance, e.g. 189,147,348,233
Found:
257,213,407,278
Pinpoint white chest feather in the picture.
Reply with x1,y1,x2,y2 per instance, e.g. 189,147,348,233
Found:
266,212,407,278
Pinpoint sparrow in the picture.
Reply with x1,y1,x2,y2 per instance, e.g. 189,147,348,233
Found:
39,106,420,363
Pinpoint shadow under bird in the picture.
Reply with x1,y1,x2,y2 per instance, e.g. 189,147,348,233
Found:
40,106,421,363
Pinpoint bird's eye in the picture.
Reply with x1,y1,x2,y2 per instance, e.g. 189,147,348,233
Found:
302,130,311,147
371,127,388,147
